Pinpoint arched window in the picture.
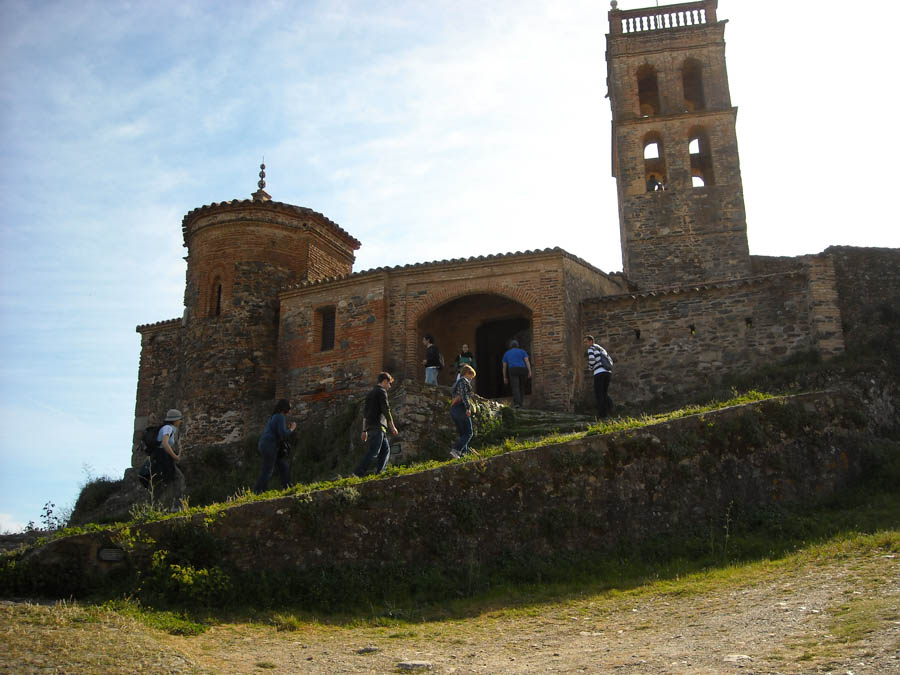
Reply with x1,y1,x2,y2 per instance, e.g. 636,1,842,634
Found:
209,277,223,318
637,64,660,116
689,128,714,187
643,133,667,192
682,59,705,111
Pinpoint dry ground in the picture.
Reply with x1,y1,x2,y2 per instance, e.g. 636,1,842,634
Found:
2,540,898,674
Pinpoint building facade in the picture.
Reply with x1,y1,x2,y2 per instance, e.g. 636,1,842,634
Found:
134,1,875,461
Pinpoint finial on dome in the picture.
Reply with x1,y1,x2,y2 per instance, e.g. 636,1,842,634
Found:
252,157,272,201
610,0,618,8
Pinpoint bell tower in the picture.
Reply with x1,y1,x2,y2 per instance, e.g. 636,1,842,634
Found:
606,0,750,289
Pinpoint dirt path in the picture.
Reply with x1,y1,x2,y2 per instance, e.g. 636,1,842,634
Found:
2,547,898,673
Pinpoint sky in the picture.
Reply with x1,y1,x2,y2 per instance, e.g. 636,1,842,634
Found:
1,0,897,532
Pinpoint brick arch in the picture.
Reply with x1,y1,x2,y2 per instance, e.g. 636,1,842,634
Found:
404,282,543,389
202,263,231,319
408,282,542,328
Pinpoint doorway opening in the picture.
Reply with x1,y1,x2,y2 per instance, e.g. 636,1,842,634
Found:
416,293,531,395
476,317,531,399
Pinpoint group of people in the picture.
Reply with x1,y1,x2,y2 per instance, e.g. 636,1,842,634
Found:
154,333,614,494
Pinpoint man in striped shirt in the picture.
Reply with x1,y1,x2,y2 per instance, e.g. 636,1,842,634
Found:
584,335,613,419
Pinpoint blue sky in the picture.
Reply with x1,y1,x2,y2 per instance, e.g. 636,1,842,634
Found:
1,0,896,532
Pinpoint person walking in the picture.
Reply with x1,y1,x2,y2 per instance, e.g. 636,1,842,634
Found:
449,364,477,459
422,334,442,385
150,409,184,485
254,398,296,494
453,343,477,382
584,335,613,419
501,339,532,408
354,372,399,476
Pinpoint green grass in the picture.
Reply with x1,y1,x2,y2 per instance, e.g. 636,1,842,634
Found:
0,387,855,545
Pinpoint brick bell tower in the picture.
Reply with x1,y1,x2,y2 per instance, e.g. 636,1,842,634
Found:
606,0,751,290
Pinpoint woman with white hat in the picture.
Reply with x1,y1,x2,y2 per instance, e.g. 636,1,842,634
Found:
150,408,183,485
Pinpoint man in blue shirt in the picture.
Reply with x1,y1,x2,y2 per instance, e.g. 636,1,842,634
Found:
501,340,532,408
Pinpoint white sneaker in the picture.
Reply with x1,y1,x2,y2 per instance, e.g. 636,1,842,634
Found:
450,450,460,459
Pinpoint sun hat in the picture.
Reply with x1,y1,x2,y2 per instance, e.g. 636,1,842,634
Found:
164,408,183,422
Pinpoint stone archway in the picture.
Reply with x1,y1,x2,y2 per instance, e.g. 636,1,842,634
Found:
417,293,532,396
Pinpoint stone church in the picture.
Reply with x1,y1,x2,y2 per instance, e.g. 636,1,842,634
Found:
133,0,887,455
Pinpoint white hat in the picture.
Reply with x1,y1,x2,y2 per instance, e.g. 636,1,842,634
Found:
164,408,183,422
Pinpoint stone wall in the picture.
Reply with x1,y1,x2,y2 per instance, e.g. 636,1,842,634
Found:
827,246,900,351
581,268,841,405
132,320,182,468
32,385,894,600
205,392,870,577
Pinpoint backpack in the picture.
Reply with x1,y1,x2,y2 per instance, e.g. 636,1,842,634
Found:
598,348,613,372
592,346,613,372
141,425,162,454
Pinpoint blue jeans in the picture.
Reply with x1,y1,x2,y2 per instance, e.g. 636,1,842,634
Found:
254,440,290,494
425,366,439,384
450,404,474,455
354,428,391,476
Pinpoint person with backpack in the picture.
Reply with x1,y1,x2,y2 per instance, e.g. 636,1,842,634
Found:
584,335,614,419
449,364,477,459
149,409,183,485
254,398,297,494
421,334,442,385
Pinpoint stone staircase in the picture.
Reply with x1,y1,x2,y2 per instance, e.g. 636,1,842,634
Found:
499,406,597,438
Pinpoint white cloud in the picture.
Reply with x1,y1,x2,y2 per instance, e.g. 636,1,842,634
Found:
0,513,28,535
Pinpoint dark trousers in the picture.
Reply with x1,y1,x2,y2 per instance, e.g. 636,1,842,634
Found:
450,404,474,454
354,428,391,476
508,366,528,407
593,371,612,418
254,441,291,494
150,447,178,483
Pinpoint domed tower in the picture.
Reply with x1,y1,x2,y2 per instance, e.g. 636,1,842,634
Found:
177,164,360,444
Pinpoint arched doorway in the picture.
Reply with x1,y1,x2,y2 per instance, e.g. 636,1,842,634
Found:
476,316,531,399
417,293,532,397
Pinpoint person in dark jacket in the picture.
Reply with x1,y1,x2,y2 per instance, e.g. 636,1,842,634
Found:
422,334,442,385
354,372,399,476
254,398,296,494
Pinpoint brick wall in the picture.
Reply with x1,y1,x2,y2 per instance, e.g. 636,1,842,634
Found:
280,250,625,413
134,198,361,451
